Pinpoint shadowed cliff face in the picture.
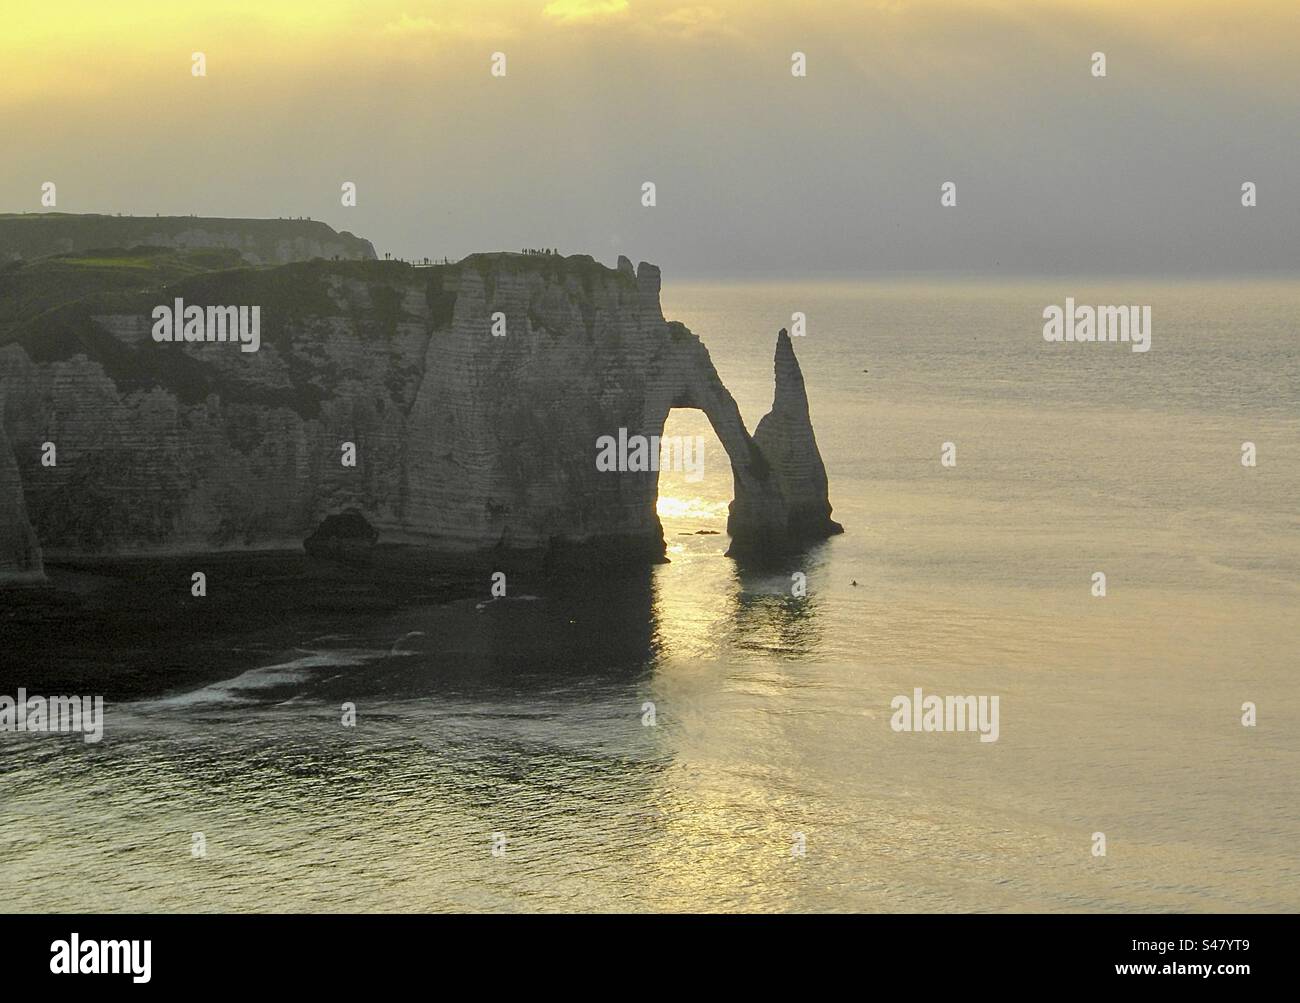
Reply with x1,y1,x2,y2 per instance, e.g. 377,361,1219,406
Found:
0,249,838,581
0,408,44,583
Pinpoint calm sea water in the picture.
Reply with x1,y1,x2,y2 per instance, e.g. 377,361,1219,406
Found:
2,279,1297,912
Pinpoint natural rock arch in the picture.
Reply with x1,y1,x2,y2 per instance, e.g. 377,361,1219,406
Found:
0,246,841,581
639,323,842,556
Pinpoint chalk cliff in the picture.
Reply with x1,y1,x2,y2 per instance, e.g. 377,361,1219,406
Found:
0,245,839,582
0,213,376,266
747,329,842,548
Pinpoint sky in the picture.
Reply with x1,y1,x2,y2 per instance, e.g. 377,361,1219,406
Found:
3,0,1298,278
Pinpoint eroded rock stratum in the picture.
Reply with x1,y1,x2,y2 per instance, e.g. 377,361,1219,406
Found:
0,226,840,584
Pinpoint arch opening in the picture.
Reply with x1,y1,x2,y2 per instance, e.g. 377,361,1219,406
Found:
654,407,731,537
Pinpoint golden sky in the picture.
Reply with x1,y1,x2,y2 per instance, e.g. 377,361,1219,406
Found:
4,1,1298,275
6,0,1298,105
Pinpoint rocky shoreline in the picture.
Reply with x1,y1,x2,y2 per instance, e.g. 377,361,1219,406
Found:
0,551,478,701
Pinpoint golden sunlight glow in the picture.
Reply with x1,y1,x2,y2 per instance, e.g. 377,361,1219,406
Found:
655,495,728,521
542,0,630,24
654,409,730,528
6,0,1298,111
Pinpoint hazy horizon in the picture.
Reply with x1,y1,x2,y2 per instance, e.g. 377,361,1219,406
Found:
3,0,1297,279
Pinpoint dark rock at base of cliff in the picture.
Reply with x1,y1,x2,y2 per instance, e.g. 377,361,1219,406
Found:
0,552,475,700
540,532,669,573
304,510,379,563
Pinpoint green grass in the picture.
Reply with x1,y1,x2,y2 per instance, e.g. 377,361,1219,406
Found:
0,213,375,263
0,247,251,336
59,255,157,269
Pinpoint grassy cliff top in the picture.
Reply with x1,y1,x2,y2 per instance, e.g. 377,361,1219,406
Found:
1,247,642,333
0,212,376,263
0,247,660,419
0,247,250,332
0,243,651,357
459,250,632,284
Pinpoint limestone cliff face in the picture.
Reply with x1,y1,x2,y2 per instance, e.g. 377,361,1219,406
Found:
746,329,843,548
0,252,838,580
0,214,376,265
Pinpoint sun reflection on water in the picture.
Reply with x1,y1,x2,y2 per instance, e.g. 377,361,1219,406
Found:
655,494,729,521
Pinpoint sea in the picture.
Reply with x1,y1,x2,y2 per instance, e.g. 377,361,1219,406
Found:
1,278,1297,912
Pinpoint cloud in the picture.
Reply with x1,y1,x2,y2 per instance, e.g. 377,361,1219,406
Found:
543,0,630,25
382,13,439,35
658,6,734,39
378,9,515,43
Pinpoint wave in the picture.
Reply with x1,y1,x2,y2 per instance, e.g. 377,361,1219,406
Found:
135,648,396,710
